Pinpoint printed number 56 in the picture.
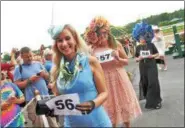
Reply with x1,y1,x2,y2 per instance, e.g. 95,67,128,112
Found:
55,99,75,110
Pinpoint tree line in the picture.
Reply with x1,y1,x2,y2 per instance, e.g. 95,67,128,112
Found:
110,8,184,36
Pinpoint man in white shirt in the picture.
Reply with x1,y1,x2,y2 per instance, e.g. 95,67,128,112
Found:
152,25,168,71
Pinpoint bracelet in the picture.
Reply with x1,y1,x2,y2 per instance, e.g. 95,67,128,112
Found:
89,100,95,111
27,78,32,85
81,100,95,115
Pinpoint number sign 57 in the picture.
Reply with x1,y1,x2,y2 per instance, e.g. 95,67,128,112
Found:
96,50,114,63
97,53,111,61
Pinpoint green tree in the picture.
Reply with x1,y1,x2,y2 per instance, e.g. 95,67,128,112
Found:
2,53,11,62
123,8,184,34
110,25,127,37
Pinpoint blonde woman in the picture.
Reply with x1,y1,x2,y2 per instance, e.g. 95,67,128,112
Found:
84,16,142,128
49,24,112,127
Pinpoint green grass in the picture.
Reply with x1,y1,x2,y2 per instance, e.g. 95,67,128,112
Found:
162,25,184,36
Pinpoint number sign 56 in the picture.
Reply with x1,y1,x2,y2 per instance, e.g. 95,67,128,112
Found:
46,93,82,115
55,99,75,110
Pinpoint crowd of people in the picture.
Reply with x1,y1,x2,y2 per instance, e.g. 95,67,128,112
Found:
1,16,168,127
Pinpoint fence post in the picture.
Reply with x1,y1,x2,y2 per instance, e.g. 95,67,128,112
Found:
172,26,183,58
35,90,49,127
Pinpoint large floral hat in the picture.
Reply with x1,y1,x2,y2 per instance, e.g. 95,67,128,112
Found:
84,16,110,45
132,21,154,43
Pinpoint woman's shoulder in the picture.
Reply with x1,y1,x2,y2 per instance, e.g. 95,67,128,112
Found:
1,82,15,89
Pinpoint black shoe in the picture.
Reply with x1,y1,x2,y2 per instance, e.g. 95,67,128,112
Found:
154,102,162,109
145,103,162,110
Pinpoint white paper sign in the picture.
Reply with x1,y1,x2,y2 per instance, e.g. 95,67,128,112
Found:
45,93,82,116
140,50,151,58
95,49,114,63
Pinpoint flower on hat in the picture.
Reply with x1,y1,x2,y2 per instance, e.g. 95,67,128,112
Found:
132,21,154,42
85,29,99,44
84,16,110,45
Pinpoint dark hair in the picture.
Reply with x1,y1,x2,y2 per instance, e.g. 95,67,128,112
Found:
20,47,31,54
15,50,20,59
154,29,160,33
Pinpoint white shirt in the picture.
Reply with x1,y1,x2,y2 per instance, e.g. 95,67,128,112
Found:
152,33,165,56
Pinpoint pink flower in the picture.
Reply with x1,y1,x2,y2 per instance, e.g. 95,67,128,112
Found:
86,30,98,44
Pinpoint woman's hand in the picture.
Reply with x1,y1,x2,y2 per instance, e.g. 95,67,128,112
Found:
112,50,121,64
48,82,54,89
38,70,49,80
1,101,11,110
111,50,120,60
112,50,128,66
136,56,144,62
75,100,95,115
8,96,17,104
29,75,41,83
147,55,154,59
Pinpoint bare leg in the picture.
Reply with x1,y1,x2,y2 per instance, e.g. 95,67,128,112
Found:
160,56,167,70
163,56,167,70
113,124,117,127
124,121,131,128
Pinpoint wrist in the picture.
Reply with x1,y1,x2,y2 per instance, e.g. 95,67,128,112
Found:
11,54,15,57
89,100,95,110
27,78,32,85
123,58,128,64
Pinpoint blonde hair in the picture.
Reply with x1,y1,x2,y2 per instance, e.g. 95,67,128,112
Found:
51,24,89,87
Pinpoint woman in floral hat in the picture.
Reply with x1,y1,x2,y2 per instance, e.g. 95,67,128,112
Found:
84,16,142,128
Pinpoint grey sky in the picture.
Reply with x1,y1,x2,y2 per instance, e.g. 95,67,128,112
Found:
1,1,184,53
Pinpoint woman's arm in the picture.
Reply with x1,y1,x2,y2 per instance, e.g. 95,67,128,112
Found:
50,66,60,96
1,101,10,110
135,56,143,62
89,56,108,107
10,48,18,66
75,56,108,113
148,53,159,59
152,53,159,58
112,41,128,66
148,43,159,59
117,41,128,59
51,82,59,96
7,95,25,105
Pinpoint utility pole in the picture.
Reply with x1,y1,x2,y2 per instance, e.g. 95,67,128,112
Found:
51,2,54,26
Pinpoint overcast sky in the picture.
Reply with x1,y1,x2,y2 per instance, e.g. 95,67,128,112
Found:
1,1,184,53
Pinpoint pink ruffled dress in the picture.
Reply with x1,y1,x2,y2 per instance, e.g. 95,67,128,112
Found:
93,47,142,124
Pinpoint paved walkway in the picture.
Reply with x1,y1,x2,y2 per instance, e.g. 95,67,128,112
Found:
23,55,184,127
124,55,184,127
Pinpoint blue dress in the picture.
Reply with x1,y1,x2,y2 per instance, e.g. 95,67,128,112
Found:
57,55,112,127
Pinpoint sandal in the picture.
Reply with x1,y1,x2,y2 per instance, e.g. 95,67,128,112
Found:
145,103,162,110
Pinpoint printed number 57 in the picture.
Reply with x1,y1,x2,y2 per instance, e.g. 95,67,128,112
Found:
100,54,110,61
